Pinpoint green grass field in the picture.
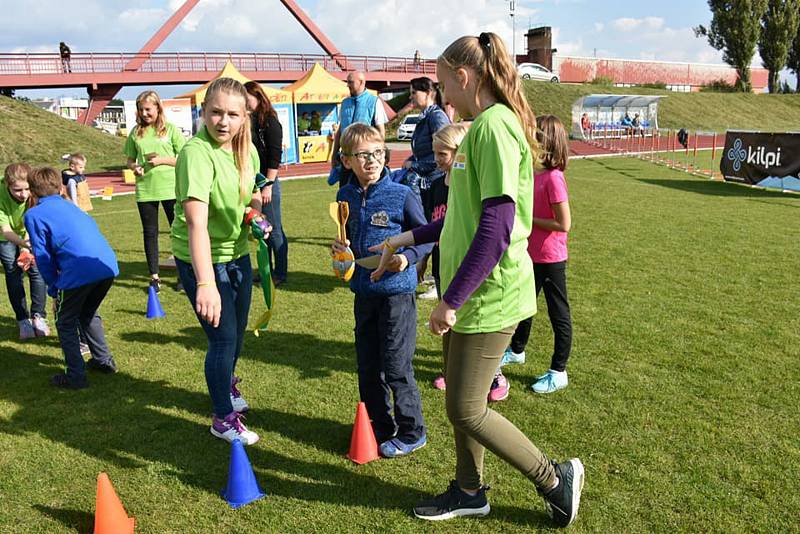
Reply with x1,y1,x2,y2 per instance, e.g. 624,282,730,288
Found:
1,158,798,533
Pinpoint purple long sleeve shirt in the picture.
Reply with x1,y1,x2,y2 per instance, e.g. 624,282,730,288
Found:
412,196,516,309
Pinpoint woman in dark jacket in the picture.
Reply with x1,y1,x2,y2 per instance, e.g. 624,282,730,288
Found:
244,81,288,285
403,77,451,210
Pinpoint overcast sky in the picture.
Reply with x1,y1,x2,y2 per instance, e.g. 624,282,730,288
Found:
1,0,780,100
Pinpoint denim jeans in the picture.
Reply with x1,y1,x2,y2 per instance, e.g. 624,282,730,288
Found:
261,179,288,280
176,255,252,418
136,200,176,276
353,292,426,444
0,240,46,320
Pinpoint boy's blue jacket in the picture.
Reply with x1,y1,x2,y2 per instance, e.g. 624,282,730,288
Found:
24,195,119,297
337,170,433,296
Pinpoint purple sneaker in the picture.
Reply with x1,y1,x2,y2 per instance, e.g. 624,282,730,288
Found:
488,371,509,402
230,376,249,413
210,412,259,445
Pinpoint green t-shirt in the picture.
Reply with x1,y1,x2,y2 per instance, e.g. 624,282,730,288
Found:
0,180,27,241
124,122,186,202
439,104,536,334
171,127,260,264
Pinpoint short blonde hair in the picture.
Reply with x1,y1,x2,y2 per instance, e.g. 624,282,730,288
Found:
339,123,383,156
432,123,469,152
27,167,62,198
4,162,32,185
68,152,86,165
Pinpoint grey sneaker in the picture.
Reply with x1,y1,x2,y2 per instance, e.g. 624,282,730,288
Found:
541,459,585,528
18,319,35,340
32,313,51,337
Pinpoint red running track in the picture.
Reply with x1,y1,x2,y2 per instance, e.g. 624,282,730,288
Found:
85,137,724,195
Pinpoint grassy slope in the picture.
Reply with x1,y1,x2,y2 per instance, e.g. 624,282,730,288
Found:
0,161,798,532
0,95,125,173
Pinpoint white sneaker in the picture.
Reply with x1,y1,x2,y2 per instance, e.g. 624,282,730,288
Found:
230,376,249,413
210,413,259,445
418,285,438,300
531,370,568,394
32,313,51,337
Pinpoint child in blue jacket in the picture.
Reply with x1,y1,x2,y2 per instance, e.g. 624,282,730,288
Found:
332,123,433,457
24,167,119,389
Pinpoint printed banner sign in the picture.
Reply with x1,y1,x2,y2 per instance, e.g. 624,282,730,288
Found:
720,131,800,191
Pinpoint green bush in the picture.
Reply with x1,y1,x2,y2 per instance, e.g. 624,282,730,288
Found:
699,79,738,93
590,75,615,86
641,82,667,89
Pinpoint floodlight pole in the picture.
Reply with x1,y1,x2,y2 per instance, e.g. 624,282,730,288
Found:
510,1,516,63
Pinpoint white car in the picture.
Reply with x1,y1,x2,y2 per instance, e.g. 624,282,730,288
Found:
517,63,559,83
397,114,421,141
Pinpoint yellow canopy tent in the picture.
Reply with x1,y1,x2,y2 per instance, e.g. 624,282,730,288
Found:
282,63,352,163
177,61,298,163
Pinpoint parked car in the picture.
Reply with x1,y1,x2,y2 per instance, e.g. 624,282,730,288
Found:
517,63,559,83
397,114,421,141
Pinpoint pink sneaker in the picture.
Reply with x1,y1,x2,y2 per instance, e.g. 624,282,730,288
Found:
487,372,509,402
432,374,446,390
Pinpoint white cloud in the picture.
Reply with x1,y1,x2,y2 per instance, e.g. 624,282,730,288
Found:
118,9,169,33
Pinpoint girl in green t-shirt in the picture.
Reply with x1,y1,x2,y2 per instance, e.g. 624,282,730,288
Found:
124,90,186,293
172,77,266,446
0,163,49,339
372,33,585,527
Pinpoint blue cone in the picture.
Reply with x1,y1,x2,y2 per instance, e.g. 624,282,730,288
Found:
146,286,166,319
222,439,266,509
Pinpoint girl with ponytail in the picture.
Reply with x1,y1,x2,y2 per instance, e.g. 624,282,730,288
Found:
171,77,267,446
371,33,584,527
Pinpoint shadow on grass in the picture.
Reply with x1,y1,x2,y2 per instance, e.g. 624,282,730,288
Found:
637,178,797,198
33,504,94,533
272,270,340,294
287,236,333,248
119,326,356,379
0,349,426,515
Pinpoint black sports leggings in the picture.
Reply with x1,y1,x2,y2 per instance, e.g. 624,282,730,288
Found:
137,200,176,276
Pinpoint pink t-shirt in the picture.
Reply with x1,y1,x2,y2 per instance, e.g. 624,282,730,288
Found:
528,168,569,263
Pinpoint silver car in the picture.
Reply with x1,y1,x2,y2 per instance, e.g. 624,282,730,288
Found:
397,114,421,141
517,63,559,83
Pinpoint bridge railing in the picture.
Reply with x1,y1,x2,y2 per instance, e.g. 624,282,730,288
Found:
0,52,437,76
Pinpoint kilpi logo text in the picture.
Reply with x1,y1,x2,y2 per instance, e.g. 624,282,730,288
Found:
728,138,783,172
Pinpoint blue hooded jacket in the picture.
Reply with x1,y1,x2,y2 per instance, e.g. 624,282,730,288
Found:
336,170,433,296
24,195,119,297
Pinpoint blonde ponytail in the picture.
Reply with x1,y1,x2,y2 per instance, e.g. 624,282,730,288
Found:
438,33,540,159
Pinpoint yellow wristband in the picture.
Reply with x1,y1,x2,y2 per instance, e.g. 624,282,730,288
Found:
196,281,214,288
384,238,397,254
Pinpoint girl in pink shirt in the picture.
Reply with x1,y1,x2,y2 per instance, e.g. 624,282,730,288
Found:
503,115,573,394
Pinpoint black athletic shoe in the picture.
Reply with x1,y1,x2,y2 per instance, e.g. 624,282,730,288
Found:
541,459,585,528
413,480,490,521
149,277,161,293
175,279,184,293
86,358,118,374
50,373,88,390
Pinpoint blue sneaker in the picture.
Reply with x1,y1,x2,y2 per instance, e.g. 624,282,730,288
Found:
501,347,526,366
380,434,427,458
531,370,568,394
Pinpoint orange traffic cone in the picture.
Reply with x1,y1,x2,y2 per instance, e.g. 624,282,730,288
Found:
94,473,135,534
346,402,379,464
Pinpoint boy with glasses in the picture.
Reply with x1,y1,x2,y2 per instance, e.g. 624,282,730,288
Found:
331,123,432,458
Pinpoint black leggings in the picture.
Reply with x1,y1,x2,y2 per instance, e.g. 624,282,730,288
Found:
137,200,176,276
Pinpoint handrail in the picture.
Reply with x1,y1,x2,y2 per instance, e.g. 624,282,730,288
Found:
0,52,437,76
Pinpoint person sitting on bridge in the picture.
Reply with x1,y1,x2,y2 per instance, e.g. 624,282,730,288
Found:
329,71,388,188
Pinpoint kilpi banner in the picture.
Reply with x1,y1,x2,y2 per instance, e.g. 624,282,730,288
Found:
720,131,800,191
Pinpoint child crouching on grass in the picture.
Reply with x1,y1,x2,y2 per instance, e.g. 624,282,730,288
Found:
24,167,119,389
332,123,433,458
1,163,49,339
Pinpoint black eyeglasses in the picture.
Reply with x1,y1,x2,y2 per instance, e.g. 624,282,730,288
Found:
346,148,387,163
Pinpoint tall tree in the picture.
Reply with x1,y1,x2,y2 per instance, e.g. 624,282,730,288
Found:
787,17,800,90
759,0,800,93
695,0,769,91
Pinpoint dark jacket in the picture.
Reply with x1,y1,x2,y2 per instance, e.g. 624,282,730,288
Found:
408,104,450,178
251,115,283,173
337,170,433,296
